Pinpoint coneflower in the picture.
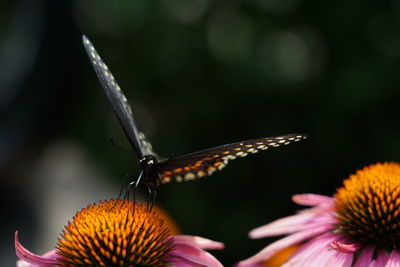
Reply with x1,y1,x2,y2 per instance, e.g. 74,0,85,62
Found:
239,162,400,266
16,200,224,266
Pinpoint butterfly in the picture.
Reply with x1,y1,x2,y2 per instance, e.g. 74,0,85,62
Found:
82,35,307,189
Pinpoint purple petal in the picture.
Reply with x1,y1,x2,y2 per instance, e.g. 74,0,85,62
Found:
172,235,224,250
386,251,400,267
239,224,332,266
370,250,389,267
353,247,374,267
170,243,223,267
292,194,335,207
249,210,335,239
15,231,60,267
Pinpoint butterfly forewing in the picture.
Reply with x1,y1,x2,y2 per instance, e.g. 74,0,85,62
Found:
157,134,306,184
138,132,157,158
82,36,147,158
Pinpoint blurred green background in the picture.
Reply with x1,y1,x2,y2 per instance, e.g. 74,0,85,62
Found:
2,0,400,265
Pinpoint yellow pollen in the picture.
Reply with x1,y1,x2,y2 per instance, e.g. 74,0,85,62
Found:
335,162,400,250
56,200,174,266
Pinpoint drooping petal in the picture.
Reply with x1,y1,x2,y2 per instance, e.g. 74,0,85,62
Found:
370,250,390,267
249,194,336,241
239,224,333,266
15,231,60,267
386,251,400,267
292,194,335,207
353,247,374,267
249,208,335,239
172,235,224,250
170,243,223,267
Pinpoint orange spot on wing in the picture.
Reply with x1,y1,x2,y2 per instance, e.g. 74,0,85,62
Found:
162,176,171,183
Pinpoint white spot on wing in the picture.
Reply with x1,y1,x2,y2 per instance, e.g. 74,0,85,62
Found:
236,151,248,157
207,167,216,175
217,163,226,170
184,173,196,181
247,148,257,153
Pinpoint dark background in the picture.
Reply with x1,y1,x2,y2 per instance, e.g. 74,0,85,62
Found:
2,0,400,265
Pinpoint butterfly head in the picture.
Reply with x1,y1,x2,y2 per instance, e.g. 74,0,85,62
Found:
139,155,157,172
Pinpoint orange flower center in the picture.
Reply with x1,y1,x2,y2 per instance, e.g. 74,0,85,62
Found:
335,162,400,250
56,200,174,266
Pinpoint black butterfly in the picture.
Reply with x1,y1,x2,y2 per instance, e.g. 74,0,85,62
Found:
82,35,306,189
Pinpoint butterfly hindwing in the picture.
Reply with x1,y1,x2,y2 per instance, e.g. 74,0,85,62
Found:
83,36,148,158
157,134,306,184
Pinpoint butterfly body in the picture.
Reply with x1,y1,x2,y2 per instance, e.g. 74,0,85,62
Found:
82,35,307,188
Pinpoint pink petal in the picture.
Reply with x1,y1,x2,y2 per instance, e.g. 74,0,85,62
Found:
305,241,353,266
233,264,262,267
353,247,374,267
370,250,389,267
292,194,335,207
170,243,223,267
172,235,224,250
386,251,400,267
15,231,60,267
17,260,33,267
282,233,336,266
330,241,360,253
249,211,335,238
239,224,332,266
283,233,353,267
169,256,207,267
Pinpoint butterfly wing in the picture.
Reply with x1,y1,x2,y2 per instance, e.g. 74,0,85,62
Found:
156,134,306,184
82,35,150,158
137,131,157,157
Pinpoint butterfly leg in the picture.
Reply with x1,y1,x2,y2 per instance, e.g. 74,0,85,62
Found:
109,174,133,210
134,170,144,189
143,182,156,211
151,187,157,210
118,173,133,199
125,170,144,203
